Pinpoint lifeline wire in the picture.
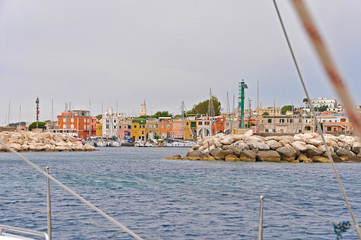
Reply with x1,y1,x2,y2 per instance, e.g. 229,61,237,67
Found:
272,1,361,238
0,140,144,240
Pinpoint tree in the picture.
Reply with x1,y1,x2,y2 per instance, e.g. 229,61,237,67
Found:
281,105,294,115
96,114,102,120
315,106,328,112
188,96,221,116
28,122,46,131
262,112,270,116
302,98,308,103
152,111,173,118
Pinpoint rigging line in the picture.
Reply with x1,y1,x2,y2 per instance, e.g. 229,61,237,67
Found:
0,203,163,240
53,169,335,224
272,1,361,238
0,140,144,240
53,169,260,199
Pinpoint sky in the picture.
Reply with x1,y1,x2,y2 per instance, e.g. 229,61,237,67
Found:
1,0,361,124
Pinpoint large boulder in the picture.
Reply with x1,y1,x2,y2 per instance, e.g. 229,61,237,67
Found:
352,141,361,154
305,145,323,157
297,153,312,163
239,150,257,162
248,141,270,151
312,156,331,163
256,151,281,162
291,141,307,152
225,154,240,161
266,140,282,150
276,145,297,161
336,148,356,161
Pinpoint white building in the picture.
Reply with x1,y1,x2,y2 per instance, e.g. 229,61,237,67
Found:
306,97,337,109
101,109,123,138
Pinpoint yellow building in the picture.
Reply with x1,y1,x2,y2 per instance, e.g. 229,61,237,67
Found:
131,118,146,141
257,107,281,116
96,122,102,136
184,118,197,140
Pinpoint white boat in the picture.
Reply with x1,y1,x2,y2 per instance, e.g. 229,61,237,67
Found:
165,141,196,148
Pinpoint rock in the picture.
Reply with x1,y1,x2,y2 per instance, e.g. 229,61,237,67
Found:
305,138,324,146
312,156,330,163
165,155,182,160
239,150,257,162
336,148,355,161
244,130,253,137
256,151,281,162
291,141,307,152
352,141,361,154
306,145,323,157
212,149,233,160
266,140,282,150
278,136,294,146
248,141,270,150
276,145,297,161
297,154,312,163
225,154,240,161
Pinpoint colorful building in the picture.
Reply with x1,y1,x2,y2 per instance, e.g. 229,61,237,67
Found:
57,110,92,139
131,118,146,141
96,122,102,136
211,116,225,134
171,119,184,139
145,118,158,140
158,117,173,139
118,121,132,140
184,117,197,140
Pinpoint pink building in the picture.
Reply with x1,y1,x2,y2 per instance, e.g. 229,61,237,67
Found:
171,119,184,139
118,121,132,140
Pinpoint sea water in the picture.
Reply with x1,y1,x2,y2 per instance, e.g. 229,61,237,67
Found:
1,147,361,239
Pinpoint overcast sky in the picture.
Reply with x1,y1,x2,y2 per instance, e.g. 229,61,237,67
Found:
1,0,360,124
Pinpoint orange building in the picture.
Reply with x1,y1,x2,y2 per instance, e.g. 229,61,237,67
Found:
211,116,225,135
57,110,93,139
158,117,173,139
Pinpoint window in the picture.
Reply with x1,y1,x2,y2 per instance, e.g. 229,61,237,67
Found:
71,124,74,129
71,118,74,123
280,119,285,123
290,119,293,123
198,122,203,125
106,124,109,128
268,119,272,123
63,124,66,128
134,125,137,128
119,126,122,129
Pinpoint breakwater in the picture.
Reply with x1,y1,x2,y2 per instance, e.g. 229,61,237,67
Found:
169,131,361,163
0,131,95,152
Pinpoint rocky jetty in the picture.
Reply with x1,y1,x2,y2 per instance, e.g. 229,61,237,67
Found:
171,131,361,163
0,131,95,152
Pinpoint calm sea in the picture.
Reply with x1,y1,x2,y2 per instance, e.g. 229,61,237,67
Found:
1,147,361,240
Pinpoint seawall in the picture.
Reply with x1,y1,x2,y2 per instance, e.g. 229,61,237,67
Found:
167,131,361,163
0,131,95,152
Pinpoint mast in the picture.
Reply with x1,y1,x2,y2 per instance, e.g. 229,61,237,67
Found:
207,88,214,136
273,98,276,133
8,100,11,126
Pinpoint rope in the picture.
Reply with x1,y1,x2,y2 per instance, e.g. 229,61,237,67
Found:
272,1,361,239
0,140,144,240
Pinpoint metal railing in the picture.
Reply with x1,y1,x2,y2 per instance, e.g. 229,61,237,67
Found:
0,225,49,240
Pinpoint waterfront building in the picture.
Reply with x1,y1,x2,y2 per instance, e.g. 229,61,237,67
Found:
261,115,301,133
96,122,102,136
211,116,225,135
257,107,281,116
145,118,158,140
197,116,212,138
184,117,197,140
131,118,146,141
323,120,350,134
171,119,184,139
118,120,132,141
101,109,122,139
306,97,337,109
57,110,92,139
158,117,173,139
